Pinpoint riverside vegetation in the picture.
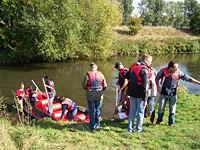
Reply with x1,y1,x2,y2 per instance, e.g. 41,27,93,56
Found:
0,84,199,150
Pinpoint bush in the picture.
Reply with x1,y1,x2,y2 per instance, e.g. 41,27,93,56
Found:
127,16,143,35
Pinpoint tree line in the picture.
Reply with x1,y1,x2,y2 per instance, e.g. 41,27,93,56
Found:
0,0,199,62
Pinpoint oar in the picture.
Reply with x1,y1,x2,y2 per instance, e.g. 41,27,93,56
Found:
116,85,119,106
42,78,49,100
31,79,42,95
150,77,165,124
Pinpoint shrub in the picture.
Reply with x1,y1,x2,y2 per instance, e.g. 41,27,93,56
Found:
127,16,143,35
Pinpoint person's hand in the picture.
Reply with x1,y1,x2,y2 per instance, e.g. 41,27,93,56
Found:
116,82,120,85
143,101,147,106
118,89,121,94
157,87,161,93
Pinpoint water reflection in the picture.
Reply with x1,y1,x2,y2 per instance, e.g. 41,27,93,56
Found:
0,53,200,118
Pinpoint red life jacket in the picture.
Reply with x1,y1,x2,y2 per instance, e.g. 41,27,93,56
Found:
119,68,129,79
47,80,55,92
25,88,31,97
62,98,75,111
87,71,103,90
130,63,150,85
160,67,180,87
16,89,24,96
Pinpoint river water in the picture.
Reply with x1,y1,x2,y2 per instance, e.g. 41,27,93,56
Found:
0,53,200,118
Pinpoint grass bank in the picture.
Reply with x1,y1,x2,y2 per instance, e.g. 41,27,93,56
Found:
113,26,200,55
1,87,200,150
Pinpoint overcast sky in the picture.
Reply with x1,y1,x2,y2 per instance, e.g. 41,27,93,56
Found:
132,0,200,15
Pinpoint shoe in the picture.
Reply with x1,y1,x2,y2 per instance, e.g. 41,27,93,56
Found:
156,121,160,125
128,129,133,133
137,130,143,133
169,124,174,127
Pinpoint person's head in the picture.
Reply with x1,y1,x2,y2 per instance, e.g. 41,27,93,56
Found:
90,62,98,71
45,75,50,81
59,96,65,102
114,62,124,71
142,54,153,67
168,60,178,73
27,84,32,89
20,82,24,90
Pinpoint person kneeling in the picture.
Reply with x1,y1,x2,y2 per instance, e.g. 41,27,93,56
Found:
59,96,78,121
113,95,130,120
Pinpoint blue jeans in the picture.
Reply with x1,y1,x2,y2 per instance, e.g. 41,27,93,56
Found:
128,97,145,133
157,94,177,125
67,108,78,120
149,97,155,113
48,91,56,114
87,100,103,129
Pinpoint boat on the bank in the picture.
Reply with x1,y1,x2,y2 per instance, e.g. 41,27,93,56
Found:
22,91,89,123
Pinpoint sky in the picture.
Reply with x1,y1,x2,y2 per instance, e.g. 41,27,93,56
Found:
132,0,200,15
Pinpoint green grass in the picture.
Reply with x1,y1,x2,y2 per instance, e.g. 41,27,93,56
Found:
1,91,200,150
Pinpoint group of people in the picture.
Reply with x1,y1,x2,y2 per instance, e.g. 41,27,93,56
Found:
16,55,200,133
81,54,200,133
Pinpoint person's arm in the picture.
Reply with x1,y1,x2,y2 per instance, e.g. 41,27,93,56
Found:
179,71,200,84
141,68,149,106
60,104,68,120
102,74,107,91
118,79,128,94
155,69,164,93
82,74,89,90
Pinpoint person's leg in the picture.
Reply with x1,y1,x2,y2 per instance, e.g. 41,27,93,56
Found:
128,97,137,132
48,97,54,114
67,108,78,120
120,91,125,103
88,100,95,129
94,99,103,129
136,98,145,132
168,95,177,126
150,97,155,113
157,94,167,123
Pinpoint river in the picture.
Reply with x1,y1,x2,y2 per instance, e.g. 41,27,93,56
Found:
0,53,200,118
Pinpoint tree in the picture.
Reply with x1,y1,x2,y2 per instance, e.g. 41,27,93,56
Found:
118,0,134,25
190,3,200,34
138,0,166,26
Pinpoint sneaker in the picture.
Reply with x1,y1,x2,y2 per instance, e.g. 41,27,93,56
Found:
169,124,174,127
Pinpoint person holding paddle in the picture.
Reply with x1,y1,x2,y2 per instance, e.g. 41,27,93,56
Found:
44,76,56,115
155,60,200,127
114,62,129,103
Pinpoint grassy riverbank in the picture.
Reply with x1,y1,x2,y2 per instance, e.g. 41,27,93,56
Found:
1,87,200,150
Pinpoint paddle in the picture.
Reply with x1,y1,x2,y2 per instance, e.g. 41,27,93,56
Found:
31,79,46,99
116,85,119,106
150,77,165,124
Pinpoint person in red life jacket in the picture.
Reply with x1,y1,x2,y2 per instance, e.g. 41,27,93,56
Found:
82,62,107,131
125,54,153,133
25,84,38,105
113,87,130,120
59,96,78,121
44,76,56,115
156,60,200,127
16,82,26,109
114,62,129,103
144,67,157,117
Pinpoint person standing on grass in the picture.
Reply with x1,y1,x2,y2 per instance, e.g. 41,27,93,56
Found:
125,54,153,133
82,62,107,131
156,60,200,127
44,76,56,115
114,62,129,103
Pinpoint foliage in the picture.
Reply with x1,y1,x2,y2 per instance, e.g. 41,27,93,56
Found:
189,4,200,34
127,16,143,35
0,0,122,62
118,0,134,25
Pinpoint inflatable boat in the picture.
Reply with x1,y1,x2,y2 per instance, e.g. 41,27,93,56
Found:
23,91,89,123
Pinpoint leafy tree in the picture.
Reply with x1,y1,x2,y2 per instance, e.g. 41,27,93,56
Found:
190,3,200,34
118,0,134,25
139,0,166,26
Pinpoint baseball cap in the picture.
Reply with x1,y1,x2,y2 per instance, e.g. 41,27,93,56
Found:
114,62,122,69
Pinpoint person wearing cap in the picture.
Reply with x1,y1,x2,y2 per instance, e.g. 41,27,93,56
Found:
44,76,56,115
115,62,129,103
125,54,153,133
82,62,107,131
